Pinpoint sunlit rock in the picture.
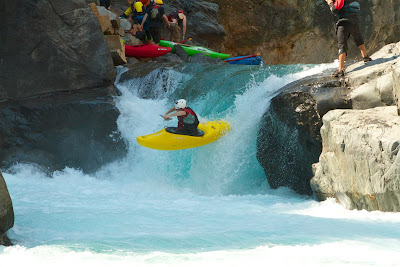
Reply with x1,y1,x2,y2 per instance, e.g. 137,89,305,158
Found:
311,106,400,212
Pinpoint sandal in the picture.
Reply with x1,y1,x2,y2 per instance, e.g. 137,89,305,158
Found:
363,55,372,62
332,69,345,77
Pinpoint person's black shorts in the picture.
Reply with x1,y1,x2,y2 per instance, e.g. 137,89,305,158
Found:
149,27,161,44
336,21,364,55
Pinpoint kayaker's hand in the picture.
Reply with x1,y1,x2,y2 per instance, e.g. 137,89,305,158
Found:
140,24,144,31
163,115,170,120
167,22,170,28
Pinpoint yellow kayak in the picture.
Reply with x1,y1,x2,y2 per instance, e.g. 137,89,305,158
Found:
136,121,230,150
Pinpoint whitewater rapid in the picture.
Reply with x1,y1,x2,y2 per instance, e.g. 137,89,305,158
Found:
2,61,400,266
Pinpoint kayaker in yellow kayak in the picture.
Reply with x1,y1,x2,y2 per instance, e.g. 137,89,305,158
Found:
163,99,200,136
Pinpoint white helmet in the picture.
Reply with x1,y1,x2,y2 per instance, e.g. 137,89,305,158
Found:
175,99,187,109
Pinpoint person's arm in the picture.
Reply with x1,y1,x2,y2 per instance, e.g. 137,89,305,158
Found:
180,14,187,41
164,110,186,119
163,108,185,120
140,13,148,31
163,14,170,28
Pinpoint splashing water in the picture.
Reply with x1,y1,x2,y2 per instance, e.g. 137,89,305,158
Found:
2,62,400,266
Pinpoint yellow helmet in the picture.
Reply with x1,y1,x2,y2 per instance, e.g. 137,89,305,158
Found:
155,0,163,4
134,1,143,12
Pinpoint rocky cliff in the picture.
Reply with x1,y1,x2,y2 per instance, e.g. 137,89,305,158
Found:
0,0,115,100
257,41,400,211
111,0,399,64
214,0,400,64
0,0,127,173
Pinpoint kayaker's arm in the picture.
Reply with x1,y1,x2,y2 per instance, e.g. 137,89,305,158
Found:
164,107,176,116
163,110,186,120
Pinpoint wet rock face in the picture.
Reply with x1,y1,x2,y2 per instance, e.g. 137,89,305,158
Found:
0,0,126,173
0,88,127,174
0,0,115,101
257,75,351,195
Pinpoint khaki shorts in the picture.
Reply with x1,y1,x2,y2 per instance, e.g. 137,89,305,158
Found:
168,22,181,42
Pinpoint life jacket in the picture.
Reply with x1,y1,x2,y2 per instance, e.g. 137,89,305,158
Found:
168,10,183,25
338,0,360,19
177,107,199,129
150,5,161,20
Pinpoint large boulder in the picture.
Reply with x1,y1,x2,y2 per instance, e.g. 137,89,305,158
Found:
257,42,400,195
0,0,127,173
257,75,350,195
345,42,400,110
311,106,400,212
0,0,115,101
0,171,13,246
0,88,127,174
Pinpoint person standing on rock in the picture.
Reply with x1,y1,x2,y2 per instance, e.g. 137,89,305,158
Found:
325,0,372,77
140,0,170,44
167,10,187,42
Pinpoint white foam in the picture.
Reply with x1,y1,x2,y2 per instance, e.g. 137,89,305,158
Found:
2,240,400,267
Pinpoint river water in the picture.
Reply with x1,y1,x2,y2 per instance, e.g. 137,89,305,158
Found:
2,61,400,266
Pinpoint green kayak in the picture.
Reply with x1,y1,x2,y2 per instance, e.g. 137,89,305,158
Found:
159,40,230,60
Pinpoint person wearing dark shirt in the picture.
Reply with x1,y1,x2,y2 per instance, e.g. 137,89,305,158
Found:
140,0,170,44
325,0,372,77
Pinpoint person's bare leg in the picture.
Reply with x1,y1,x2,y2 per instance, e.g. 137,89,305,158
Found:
338,53,346,71
358,44,367,58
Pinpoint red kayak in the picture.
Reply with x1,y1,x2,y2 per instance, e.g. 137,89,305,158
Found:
124,44,172,58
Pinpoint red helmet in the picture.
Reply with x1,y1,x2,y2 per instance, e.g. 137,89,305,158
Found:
178,9,184,13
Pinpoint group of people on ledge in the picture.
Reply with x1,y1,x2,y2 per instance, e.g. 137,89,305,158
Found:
120,0,187,44
100,0,376,135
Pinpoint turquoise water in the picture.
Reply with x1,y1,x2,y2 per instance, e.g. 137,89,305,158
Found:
2,62,400,266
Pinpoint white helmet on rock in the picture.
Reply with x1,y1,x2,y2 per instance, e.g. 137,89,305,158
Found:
175,99,187,109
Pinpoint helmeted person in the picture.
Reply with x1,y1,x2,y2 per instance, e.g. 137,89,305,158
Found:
121,0,151,40
167,9,187,42
140,0,170,44
121,0,144,19
163,99,200,135
325,0,372,77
